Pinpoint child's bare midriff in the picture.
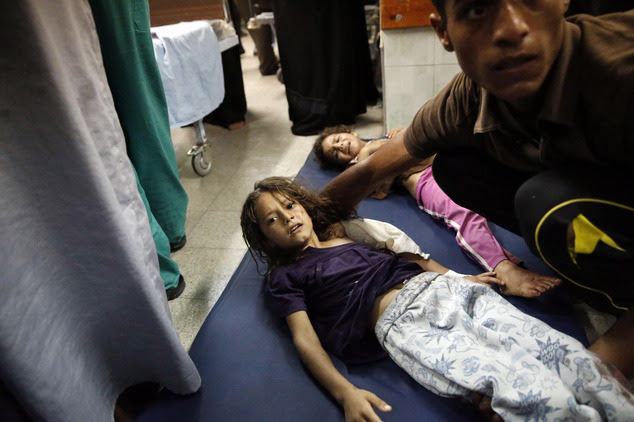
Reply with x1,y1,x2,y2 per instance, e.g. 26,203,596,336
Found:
370,284,405,328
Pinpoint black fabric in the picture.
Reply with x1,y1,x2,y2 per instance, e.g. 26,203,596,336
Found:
0,381,32,422
516,167,634,313
434,148,634,314
203,45,247,128
227,0,246,54
432,148,535,234
272,0,379,136
566,0,633,16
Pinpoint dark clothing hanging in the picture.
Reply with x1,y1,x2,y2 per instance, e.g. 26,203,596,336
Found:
203,44,248,128
272,0,379,136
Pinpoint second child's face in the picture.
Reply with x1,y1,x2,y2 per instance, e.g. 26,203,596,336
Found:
255,192,318,250
322,132,364,166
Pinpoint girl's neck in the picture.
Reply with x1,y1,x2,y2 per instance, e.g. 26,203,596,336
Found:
314,237,353,249
306,222,352,249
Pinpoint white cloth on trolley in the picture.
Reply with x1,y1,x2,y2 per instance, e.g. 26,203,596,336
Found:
151,21,224,128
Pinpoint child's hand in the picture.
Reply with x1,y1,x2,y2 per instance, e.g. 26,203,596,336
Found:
462,392,504,422
386,127,405,138
341,387,392,422
464,272,505,289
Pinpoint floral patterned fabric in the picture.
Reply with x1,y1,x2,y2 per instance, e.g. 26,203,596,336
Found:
376,272,634,421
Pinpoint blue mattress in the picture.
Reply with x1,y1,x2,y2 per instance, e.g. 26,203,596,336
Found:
137,153,587,422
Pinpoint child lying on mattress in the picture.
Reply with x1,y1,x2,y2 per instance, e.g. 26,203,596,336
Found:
313,125,561,299
240,176,634,422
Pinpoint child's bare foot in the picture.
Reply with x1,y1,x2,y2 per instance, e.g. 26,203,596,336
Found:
227,121,246,130
494,259,561,298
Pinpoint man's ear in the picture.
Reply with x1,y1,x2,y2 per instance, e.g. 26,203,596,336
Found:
430,13,454,52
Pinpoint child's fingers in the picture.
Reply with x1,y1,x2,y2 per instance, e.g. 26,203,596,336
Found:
483,278,505,287
367,392,392,414
386,127,404,138
485,276,505,286
479,272,505,285
468,272,505,287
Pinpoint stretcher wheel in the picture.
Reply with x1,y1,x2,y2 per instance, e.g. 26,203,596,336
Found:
191,145,212,176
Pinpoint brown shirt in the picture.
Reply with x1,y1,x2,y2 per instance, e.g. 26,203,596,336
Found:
403,12,634,173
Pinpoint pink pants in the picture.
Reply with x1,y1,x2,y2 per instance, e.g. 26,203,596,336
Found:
416,167,521,271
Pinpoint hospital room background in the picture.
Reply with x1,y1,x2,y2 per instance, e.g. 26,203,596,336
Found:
1,0,632,421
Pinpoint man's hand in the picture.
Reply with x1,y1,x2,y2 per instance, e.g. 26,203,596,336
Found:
464,272,505,289
386,127,405,138
341,387,392,422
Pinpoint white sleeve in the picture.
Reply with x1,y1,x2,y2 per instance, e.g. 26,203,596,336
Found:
341,218,430,258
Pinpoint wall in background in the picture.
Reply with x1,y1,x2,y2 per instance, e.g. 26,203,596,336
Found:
381,26,461,130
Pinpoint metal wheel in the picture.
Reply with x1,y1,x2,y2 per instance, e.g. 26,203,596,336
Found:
191,145,212,176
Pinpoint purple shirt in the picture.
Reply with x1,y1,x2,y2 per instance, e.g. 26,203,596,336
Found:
268,242,423,364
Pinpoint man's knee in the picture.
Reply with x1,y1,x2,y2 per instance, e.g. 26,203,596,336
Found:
515,167,634,249
515,167,634,313
433,148,528,234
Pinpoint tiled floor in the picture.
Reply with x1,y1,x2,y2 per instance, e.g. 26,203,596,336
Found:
167,34,384,350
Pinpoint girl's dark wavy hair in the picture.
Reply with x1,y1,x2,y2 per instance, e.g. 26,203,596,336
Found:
312,124,354,171
241,176,357,275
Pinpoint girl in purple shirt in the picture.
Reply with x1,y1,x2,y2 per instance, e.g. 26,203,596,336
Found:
241,176,634,422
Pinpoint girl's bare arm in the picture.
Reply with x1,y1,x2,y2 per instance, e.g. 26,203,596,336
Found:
286,311,392,422
399,254,505,288
398,253,449,273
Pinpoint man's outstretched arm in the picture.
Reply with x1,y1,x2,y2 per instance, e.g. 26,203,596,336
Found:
320,130,422,210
